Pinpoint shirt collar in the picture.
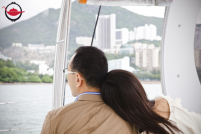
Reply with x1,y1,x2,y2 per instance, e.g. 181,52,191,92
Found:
77,94,103,102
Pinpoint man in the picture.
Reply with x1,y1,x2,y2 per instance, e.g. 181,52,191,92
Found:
41,46,136,134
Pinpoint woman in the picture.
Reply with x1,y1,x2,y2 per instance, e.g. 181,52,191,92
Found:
101,70,201,134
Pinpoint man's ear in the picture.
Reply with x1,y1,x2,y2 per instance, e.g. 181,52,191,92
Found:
76,73,82,87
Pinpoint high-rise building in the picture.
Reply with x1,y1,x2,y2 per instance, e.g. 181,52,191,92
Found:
149,24,157,41
134,26,144,40
96,14,116,50
134,24,158,41
129,31,135,41
108,56,135,72
135,43,160,71
144,24,151,40
76,37,93,46
116,28,129,45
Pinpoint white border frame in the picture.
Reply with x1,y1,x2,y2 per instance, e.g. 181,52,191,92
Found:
161,0,201,113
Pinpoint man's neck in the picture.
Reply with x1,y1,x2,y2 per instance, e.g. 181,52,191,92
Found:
79,86,100,94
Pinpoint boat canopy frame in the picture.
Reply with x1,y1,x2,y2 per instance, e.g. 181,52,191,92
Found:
77,0,173,6
52,0,72,109
52,0,173,109
52,0,201,114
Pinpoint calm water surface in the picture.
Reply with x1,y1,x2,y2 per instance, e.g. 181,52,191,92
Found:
0,84,162,134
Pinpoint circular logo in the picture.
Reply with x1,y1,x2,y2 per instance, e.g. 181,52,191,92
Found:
2,2,25,22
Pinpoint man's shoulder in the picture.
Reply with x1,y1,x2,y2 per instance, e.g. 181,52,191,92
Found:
48,101,82,117
44,101,137,134
47,100,118,122
48,100,103,118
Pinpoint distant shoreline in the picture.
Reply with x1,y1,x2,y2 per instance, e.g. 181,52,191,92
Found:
0,82,53,85
0,81,161,85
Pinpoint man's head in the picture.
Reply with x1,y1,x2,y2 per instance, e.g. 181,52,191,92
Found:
67,46,108,97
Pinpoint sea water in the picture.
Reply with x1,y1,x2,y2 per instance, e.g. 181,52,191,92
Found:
0,83,162,134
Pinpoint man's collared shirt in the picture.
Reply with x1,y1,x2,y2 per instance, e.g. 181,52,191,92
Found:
41,94,137,134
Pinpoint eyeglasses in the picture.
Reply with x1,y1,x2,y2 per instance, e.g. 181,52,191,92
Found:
66,70,77,74
63,68,77,74
63,68,83,80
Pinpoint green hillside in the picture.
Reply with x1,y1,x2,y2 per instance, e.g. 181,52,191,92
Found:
0,2,163,50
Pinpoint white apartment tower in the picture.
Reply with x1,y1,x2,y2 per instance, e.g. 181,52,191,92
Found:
134,26,144,40
116,28,129,45
108,56,135,72
96,14,116,50
135,43,160,71
149,24,157,41
129,31,135,41
134,24,157,41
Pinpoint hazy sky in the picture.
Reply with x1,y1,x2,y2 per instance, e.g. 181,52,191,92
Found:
0,0,167,30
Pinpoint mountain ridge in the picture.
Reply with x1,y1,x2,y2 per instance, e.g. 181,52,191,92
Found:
0,2,163,50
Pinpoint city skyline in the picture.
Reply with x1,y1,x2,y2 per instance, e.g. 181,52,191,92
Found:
0,0,166,30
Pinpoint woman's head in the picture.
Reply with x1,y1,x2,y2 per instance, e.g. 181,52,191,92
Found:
101,69,182,134
101,70,151,125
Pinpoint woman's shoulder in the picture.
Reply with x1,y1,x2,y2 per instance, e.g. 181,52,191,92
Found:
154,94,201,133
153,94,189,120
154,94,174,103
153,97,170,120
154,94,186,110
153,94,187,118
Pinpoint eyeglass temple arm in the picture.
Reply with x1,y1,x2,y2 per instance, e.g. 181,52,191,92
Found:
63,68,67,73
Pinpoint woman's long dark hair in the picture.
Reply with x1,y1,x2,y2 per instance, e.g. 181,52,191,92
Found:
101,70,183,134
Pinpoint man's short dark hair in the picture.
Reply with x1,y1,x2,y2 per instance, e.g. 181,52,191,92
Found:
71,46,108,88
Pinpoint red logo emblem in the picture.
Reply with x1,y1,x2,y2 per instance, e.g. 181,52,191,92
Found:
2,2,25,22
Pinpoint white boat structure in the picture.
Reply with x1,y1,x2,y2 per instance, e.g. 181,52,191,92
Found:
53,0,201,114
